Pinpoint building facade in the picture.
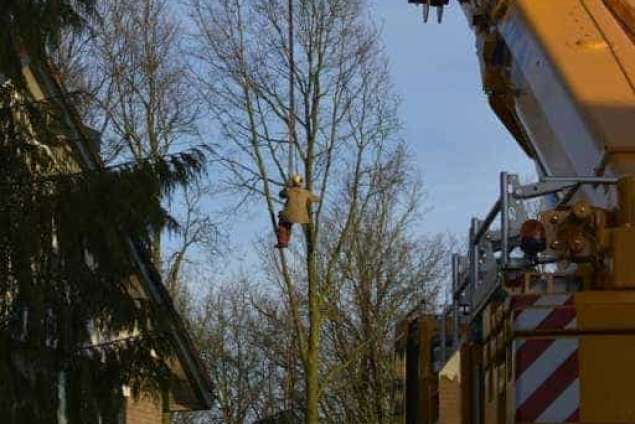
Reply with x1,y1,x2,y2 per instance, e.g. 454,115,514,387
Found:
3,49,214,423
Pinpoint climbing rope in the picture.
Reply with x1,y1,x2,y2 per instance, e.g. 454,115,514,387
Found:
288,0,296,182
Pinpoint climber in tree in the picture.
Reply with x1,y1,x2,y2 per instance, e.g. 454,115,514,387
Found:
275,175,320,249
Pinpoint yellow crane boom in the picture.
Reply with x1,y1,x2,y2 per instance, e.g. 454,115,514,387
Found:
460,0,635,204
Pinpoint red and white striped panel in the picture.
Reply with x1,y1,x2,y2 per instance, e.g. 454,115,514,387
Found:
511,294,579,422
511,294,577,332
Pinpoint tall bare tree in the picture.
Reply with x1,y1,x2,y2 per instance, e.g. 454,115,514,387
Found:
50,0,221,291
175,147,447,424
188,1,427,421
318,147,447,423
87,0,202,270
172,278,297,424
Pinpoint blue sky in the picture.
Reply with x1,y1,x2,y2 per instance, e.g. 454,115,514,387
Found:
195,1,536,274
374,1,534,235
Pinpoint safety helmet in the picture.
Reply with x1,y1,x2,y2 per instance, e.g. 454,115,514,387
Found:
291,174,303,187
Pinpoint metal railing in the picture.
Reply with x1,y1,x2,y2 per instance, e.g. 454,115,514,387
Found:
438,172,620,357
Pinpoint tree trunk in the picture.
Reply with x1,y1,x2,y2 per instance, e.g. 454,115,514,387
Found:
152,226,162,270
305,227,321,424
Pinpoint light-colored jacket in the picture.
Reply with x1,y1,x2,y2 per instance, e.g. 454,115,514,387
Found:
280,187,320,224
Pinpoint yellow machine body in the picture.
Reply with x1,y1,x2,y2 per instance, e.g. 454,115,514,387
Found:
394,315,460,424
576,291,635,422
425,291,635,423
478,291,635,424
402,0,635,422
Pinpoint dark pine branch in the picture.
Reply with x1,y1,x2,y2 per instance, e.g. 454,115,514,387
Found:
0,80,206,422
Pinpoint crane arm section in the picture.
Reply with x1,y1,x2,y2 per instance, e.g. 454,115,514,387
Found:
456,0,635,204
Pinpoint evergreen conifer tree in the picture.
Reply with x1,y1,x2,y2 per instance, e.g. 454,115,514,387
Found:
0,3,208,421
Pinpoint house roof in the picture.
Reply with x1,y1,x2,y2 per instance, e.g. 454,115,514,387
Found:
18,55,214,410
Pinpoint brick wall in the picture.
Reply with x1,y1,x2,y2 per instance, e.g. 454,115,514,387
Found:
125,394,165,424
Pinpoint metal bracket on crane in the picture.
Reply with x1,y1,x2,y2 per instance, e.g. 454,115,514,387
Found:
513,176,618,200
408,0,450,23
445,173,620,327
439,173,622,359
